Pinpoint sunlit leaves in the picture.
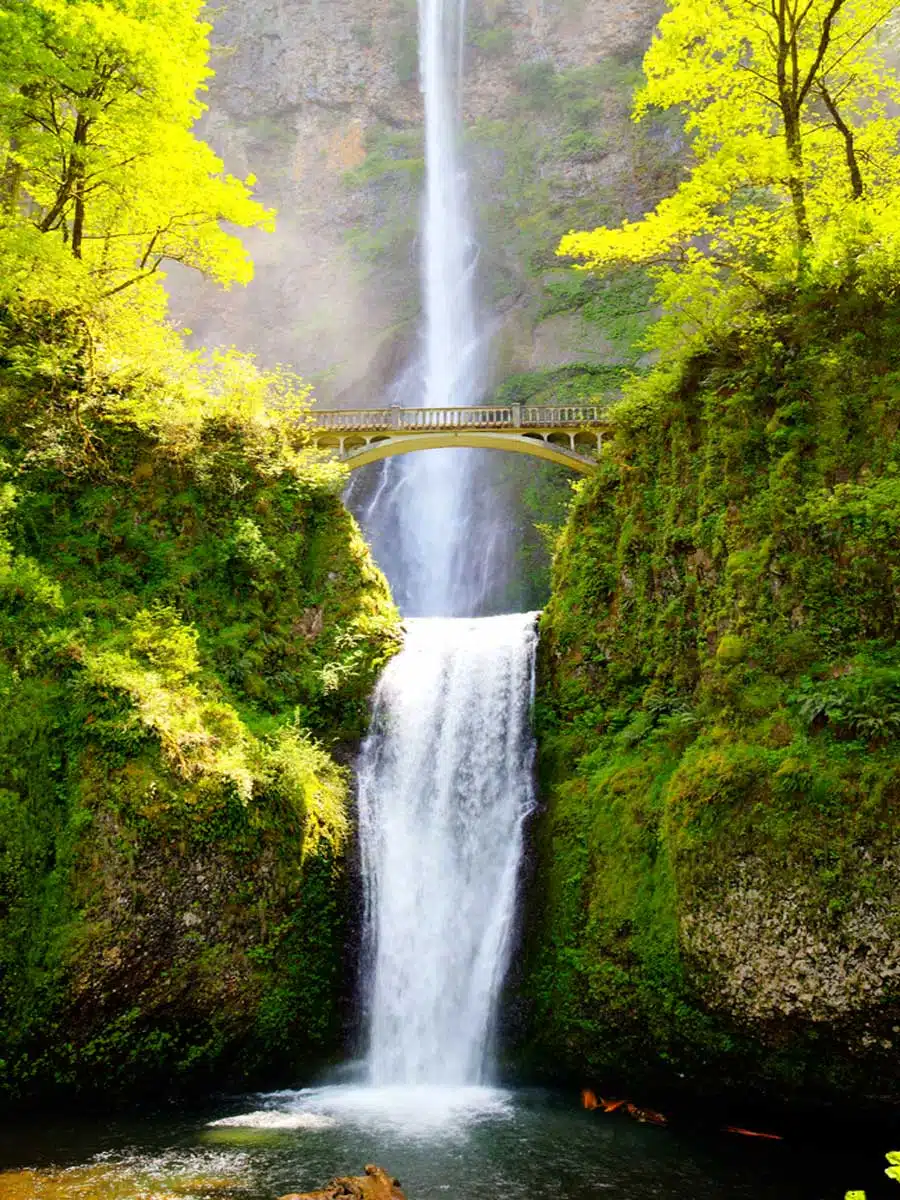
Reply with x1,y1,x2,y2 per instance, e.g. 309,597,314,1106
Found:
558,0,900,360
0,0,273,311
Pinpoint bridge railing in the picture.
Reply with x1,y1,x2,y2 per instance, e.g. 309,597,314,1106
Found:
312,404,605,432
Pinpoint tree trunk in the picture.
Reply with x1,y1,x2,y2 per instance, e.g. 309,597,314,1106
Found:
784,111,812,246
819,85,864,199
70,113,89,259
774,3,812,250
0,135,22,215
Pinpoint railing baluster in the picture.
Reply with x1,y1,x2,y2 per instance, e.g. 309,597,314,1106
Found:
312,404,605,437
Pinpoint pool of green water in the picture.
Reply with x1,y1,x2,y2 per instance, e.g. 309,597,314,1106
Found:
0,1086,894,1200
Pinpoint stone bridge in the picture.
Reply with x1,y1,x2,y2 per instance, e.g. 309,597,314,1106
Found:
310,404,608,473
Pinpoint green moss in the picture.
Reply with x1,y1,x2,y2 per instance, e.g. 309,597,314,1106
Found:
392,28,419,85
470,26,514,57
520,289,900,1106
716,634,746,665
492,364,628,406
0,377,400,1107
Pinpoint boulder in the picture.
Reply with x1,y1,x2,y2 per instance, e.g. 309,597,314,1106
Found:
280,1164,406,1200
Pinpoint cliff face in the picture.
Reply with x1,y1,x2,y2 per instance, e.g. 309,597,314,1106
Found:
0,375,400,1107
520,292,900,1111
169,0,669,404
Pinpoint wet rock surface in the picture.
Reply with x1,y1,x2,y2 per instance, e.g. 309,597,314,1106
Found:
280,1165,407,1200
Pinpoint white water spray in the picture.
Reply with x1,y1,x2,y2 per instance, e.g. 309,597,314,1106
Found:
356,0,487,617
350,0,539,1100
358,615,538,1085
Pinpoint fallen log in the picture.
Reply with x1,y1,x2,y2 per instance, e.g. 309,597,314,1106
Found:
279,1164,406,1200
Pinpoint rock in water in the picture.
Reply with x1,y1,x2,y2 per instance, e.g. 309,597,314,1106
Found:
279,1164,406,1200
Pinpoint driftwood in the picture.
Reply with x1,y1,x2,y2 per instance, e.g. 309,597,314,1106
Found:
279,1164,407,1200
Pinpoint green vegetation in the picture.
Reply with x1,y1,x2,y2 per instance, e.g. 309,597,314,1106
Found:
0,0,400,1107
466,58,665,290
0,340,399,1108
0,0,270,319
846,1152,900,1199
524,288,900,1104
560,0,900,364
470,26,514,57
522,0,900,1108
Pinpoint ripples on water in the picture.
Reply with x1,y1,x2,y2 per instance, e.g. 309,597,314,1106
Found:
0,1087,893,1200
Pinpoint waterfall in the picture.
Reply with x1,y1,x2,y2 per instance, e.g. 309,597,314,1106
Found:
358,614,538,1085
394,0,481,618
350,0,494,618
348,0,538,1096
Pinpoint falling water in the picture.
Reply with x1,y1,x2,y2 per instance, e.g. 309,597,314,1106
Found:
350,0,540,1097
349,0,491,617
396,0,481,617
358,614,538,1085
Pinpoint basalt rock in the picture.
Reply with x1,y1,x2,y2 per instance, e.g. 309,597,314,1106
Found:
166,0,670,402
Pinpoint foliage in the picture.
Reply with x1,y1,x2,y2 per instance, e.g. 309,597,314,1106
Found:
470,26,514,57
521,290,900,1105
0,0,272,320
539,266,657,365
559,0,900,360
493,364,628,407
845,1152,900,1198
0,381,400,1108
0,0,403,1111
343,128,424,189
793,667,900,743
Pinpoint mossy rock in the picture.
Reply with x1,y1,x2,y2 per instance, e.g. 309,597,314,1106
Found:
0,387,400,1108
518,288,900,1112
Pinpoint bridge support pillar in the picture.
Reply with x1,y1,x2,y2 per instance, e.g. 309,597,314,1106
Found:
512,403,523,427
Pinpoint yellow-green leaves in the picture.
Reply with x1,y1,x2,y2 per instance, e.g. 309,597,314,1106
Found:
0,0,273,310
559,0,900,360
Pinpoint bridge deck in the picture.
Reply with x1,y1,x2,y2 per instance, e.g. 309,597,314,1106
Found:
310,404,607,473
312,404,605,432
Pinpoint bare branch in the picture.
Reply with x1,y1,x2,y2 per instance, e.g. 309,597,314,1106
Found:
819,82,864,196
799,0,846,103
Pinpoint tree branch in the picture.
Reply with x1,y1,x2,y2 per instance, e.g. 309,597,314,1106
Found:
799,0,846,103
819,82,864,197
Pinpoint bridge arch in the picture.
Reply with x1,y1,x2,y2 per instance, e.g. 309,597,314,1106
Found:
311,404,607,475
327,430,598,473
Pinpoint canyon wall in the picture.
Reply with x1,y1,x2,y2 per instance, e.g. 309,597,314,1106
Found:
521,291,900,1111
170,0,670,405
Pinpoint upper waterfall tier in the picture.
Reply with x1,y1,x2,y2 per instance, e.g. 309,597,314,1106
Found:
347,0,493,619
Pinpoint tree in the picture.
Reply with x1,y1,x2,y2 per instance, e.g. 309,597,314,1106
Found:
558,0,900,348
0,0,273,309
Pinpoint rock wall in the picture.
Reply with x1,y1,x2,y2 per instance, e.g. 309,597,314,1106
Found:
0,382,401,1108
520,291,900,1111
169,0,669,404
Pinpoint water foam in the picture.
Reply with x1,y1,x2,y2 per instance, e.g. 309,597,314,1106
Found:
358,614,538,1086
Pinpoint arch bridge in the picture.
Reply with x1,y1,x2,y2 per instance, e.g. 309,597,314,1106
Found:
311,404,608,473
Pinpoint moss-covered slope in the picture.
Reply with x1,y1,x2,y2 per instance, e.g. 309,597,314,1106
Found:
521,290,900,1110
0,385,400,1107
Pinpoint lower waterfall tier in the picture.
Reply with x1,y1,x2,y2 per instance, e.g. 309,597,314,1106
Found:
358,614,538,1086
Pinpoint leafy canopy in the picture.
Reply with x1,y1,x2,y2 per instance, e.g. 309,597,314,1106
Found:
559,0,900,353
0,0,273,311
